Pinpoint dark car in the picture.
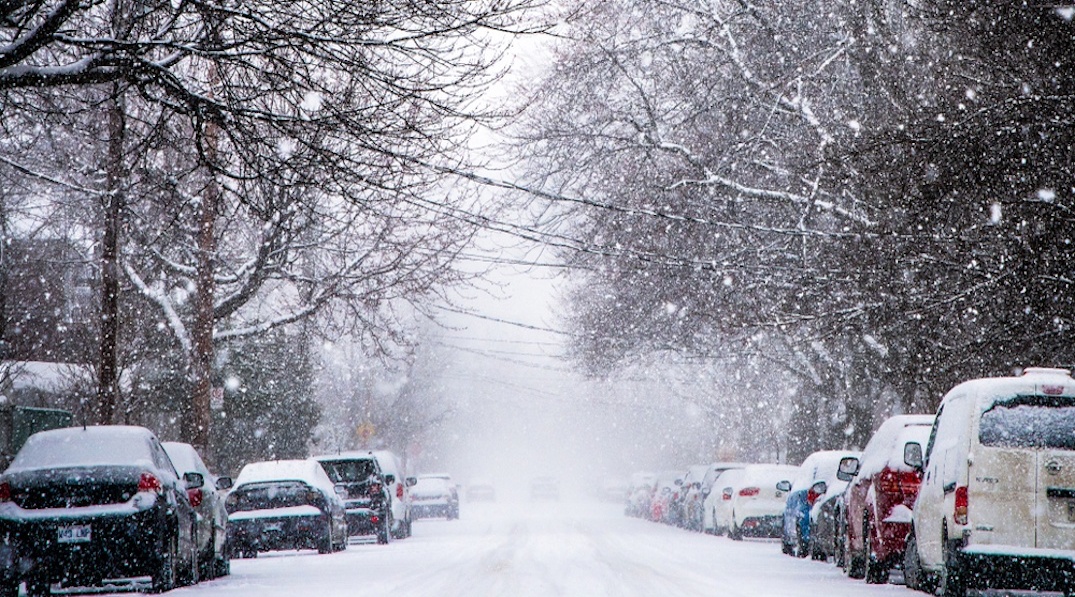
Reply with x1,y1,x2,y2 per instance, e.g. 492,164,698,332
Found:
315,453,393,544
225,459,348,557
0,425,200,596
807,469,853,563
163,441,233,578
779,450,858,558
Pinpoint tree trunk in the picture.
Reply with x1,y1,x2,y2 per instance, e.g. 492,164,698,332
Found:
97,86,125,424
188,119,218,458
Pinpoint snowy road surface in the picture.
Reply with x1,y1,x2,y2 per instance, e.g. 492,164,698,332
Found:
83,501,910,597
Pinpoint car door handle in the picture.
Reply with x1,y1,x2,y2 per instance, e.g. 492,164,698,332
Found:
943,482,956,494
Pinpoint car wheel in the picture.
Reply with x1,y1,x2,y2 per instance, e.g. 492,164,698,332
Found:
25,576,50,597
150,533,178,593
179,525,199,587
904,530,932,593
863,516,889,584
781,535,795,555
318,522,334,554
376,516,391,545
938,527,966,597
214,551,231,578
729,523,743,541
796,528,809,558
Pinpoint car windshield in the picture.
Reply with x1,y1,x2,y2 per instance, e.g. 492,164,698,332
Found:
979,395,1075,449
228,481,313,512
319,459,377,483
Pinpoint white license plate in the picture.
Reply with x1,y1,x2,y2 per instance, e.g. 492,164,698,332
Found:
57,524,91,543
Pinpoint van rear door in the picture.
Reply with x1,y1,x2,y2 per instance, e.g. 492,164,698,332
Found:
979,395,1075,550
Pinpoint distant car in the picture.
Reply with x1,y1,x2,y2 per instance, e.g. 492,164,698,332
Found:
372,450,413,539
314,452,392,544
411,476,459,519
842,414,933,584
702,468,746,534
0,426,200,595
467,479,496,502
687,463,747,532
779,450,859,558
650,471,684,523
530,476,561,501
226,459,348,557
671,465,708,529
624,472,656,518
710,464,798,540
163,441,232,579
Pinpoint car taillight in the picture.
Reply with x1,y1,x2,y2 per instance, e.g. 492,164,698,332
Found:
722,488,733,501
397,484,404,499
187,488,203,508
954,486,968,525
739,487,760,498
0,481,10,502
138,472,162,494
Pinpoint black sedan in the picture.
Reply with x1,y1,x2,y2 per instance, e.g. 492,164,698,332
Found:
225,459,348,557
0,426,199,596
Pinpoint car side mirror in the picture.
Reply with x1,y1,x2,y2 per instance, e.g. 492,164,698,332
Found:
405,477,417,487
904,441,924,470
215,476,233,491
384,474,396,485
674,479,683,486
334,484,349,499
837,456,860,482
775,480,792,492
811,480,827,496
183,472,205,489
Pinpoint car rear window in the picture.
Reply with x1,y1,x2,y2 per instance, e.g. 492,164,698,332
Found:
319,459,377,483
11,431,154,470
979,395,1075,449
228,481,314,512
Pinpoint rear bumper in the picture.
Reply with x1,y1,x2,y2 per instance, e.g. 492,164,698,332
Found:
343,507,386,536
0,505,171,586
411,503,453,518
738,515,782,538
958,546,1075,592
228,514,328,552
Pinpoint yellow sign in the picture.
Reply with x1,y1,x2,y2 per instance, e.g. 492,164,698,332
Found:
356,422,376,442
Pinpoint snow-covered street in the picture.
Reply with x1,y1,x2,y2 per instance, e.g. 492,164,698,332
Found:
112,500,907,597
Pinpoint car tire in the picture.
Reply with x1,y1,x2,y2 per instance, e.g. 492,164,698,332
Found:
781,536,795,555
179,525,199,587
904,530,933,593
150,533,178,594
25,576,50,597
729,523,743,541
376,516,391,545
863,516,889,584
318,522,334,554
214,551,231,578
939,527,966,597
796,528,809,558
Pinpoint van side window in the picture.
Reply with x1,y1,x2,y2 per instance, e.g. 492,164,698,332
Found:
980,395,1075,449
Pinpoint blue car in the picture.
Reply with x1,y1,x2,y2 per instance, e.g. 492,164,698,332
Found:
779,450,858,557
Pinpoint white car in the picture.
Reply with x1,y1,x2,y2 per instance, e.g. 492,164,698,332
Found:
708,464,798,540
411,476,459,519
906,367,1075,596
372,450,412,539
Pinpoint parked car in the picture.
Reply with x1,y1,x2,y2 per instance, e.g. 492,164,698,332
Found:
163,441,232,579
226,459,348,557
842,413,934,584
371,450,413,539
672,465,709,529
712,464,797,540
0,425,200,595
905,367,1075,596
314,452,392,544
624,472,656,518
779,450,858,558
649,470,684,524
530,476,561,501
702,467,746,534
467,479,497,502
411,476,460,519
806,453,859,563
690,463,748,532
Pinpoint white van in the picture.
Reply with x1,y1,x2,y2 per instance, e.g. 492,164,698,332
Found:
906,367,1075,596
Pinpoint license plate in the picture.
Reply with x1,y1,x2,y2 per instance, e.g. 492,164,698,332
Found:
57,524,91,543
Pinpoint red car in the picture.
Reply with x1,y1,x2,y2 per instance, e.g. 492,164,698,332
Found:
842,414,934,584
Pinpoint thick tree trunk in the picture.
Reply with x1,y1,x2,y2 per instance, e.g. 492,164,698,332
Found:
97,87,125,424
188,120,218,457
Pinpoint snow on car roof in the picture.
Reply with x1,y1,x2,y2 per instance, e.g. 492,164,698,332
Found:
791,450,858,491
858,414,935,479
371,450,403,475
235,459,338,495
8,425,160,472
738,464,798,486
162,441,208,477
944,367,1075,412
